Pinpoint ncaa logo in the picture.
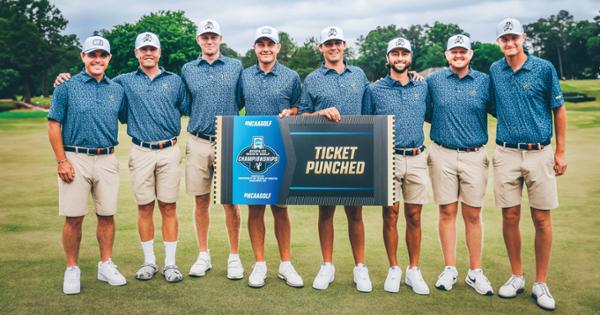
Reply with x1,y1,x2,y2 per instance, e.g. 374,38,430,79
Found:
237,136,280,174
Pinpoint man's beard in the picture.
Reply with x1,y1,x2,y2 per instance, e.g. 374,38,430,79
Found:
388,61,411,74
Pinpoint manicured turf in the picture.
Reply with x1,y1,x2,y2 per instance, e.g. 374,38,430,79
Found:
1,80,599,314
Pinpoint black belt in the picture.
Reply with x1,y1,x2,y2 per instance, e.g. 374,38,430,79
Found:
191,132,216,142
496,140,550,150
132,137,177,150
394,145,426,156
434,141,482,152
64,146,114,155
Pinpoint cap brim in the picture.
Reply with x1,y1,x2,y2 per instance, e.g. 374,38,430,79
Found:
321,37,345,45
135,43,160,49
82,47,110,54
496,31,523,39
446,45,470,51
254,36,279,44
197,31,221,36
387,47,412,54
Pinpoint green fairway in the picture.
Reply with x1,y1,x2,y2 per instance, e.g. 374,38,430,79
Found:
1,80,599,314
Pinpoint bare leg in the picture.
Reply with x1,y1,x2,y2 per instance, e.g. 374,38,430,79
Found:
382,204,400,267
345,205,365,265
272,205,291,261
63,216,84,266
158,201,178,242
502,206,523,275
97,214,115,262
531,208,552,282
462,203,483,270
318,206,336,263
438,202,458,267
405,203,423,267
137,201,155,242
223,204,240,254
248,205,266,261
194,194,211,251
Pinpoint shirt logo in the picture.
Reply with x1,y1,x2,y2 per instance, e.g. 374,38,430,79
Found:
469,89,477,96
108,95,114,102
205,21,214,30
261,28,272,35
92,39,104,46
454,36,464,44
143,34,153,42
504,21,513,31
328,28,337,37
162,83,169,89
523,82,530,90
236,136,280,174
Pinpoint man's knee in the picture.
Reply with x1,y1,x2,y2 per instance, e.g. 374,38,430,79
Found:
158,201,177,218
383,206,399,224
503,207,521,225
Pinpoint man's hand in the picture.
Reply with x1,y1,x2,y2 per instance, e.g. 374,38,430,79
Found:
554,151,567,176
317,107,341,122
53,73,72,88
58,159,75,183
409,71,424,81
278,108,297,118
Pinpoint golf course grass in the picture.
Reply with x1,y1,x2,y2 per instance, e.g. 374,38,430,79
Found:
0,80,599,314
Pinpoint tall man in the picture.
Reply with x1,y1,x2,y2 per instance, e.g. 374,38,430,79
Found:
182,19,245,280
364,37,431,295
240,26,304,288
53,32,189,283
426,35,494,295
298,26,372,293
491,18,567,311
48,36,127,294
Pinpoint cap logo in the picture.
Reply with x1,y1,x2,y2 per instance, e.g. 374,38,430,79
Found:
143,34,153,42
205,21,214,30
454,36,464,44
92,39,104,46
504,21,513,31
261,28,272,34
328,28,337,37
396,38,405,47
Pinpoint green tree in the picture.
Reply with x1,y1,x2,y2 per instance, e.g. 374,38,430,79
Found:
471,42,503,73
288,37,321,80
425,22,468,49
219,43,240,60
0,0,77,102
241,48,257,68
354,25,402,81
278,31,296,65
101,11,197,77
418,44,446,70
525,10,573,78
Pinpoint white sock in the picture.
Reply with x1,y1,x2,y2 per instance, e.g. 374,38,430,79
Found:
141,240,155,265
255,261,266,267
356,263,365,268
164,241,177,266
280,261,292,267
228,253,240,260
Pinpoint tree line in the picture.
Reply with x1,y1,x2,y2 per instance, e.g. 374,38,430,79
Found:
0,0,598,103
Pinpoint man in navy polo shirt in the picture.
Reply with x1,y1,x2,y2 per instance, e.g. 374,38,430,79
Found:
298,26,372,293
48,36,127,294
426,34,494,296
240,26,304,288
54,32,189,283
363,37,431,295
491,18,567,311
181,19,245,280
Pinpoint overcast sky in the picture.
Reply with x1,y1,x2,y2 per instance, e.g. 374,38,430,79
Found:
52,0,598,53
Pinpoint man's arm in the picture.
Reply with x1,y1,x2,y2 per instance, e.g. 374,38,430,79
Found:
553,105,567,176
53,73,72,87
48,120,75,183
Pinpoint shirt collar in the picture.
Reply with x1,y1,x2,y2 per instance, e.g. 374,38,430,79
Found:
198,53,226,65
254,61,281,76
78,69,110,84
319,61,352,75
445,67,474,80
501,54,532,72
383,74,415,87
135,66,171,78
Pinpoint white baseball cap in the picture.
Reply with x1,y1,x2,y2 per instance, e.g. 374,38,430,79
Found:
386,37,412,54
320,26,344,44
446,34,471,50
255,26,279,44
82,36,110,54
496,18,524,39
135,32,160,49
197,19,221,36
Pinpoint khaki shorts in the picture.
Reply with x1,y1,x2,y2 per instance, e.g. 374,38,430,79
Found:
394,151,429,205
185,134,215,196
58,152,119,217
493,145,558,210
129,144,181,205
428,142,489,207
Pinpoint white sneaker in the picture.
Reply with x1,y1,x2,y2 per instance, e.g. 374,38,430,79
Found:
465,269,494,296
498,274,525,298
405,266,430,295
248,262,267,288
435,266,458,291
135,263,158,281
97,259,127,286
312,263,335,290
189,251,211,277
227,254,244,280
162,265,183,283
278,262,304,288
63,266,80,295
532,282,556,311
353,265,372,293
384,266,402,293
